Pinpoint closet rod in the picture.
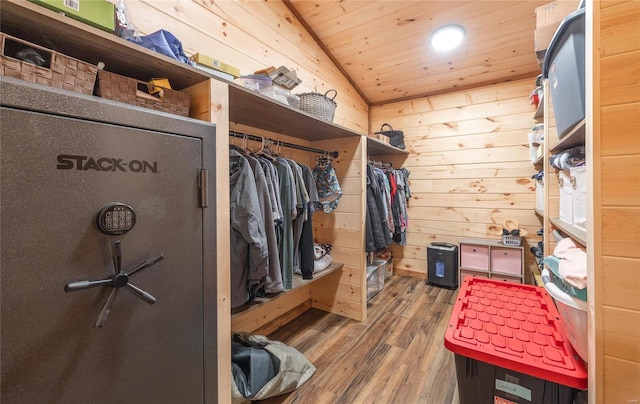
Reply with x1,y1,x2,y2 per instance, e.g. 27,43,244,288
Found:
229,130,339,158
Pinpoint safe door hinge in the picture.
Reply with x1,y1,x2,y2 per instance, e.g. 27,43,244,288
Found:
198,169,208,208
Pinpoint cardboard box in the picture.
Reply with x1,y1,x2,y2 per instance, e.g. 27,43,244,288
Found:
534,0,580,67
29,0,115,32
191,53,240,78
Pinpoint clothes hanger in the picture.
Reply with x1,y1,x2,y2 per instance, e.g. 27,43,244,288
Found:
316,151,331,165
256,137,277,162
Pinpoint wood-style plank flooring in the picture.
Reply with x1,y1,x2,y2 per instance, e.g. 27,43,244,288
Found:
260,275,460,404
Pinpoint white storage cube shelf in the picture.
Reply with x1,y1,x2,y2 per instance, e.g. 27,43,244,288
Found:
458,238,524,287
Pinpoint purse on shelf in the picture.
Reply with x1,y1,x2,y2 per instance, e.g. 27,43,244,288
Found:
375,123,405,150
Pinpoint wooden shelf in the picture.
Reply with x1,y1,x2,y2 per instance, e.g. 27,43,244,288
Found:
228,84,363,141
550,119,586,153
231,261,344,317
534,154,544,165
366,136,410,156
534,208,544,217
549,217,587,246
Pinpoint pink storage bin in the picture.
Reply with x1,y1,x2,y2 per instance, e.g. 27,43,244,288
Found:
490,247,522,275
459,244,489,271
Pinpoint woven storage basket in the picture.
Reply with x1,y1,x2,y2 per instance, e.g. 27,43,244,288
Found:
297,89,337,122
0,32,97,95
95,70,191,117
502,234,522,246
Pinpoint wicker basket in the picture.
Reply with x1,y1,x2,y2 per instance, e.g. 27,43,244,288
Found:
0,32,97,95
297,89,337,122
502,234,522,246
95,70,191,117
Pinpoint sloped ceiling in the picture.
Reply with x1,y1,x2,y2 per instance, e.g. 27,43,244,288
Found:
285,0,550,105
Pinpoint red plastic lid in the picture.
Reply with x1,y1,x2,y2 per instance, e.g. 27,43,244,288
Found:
444,278,587,390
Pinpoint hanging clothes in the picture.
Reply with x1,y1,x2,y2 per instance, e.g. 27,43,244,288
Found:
365,162,411,251
243,152,283,294
274,157,296,290
229,134,340,300
229,149,269,308
286,159,310,278
391,168,411,245
366,163,392,252
298,163,319,279
313,157,342,213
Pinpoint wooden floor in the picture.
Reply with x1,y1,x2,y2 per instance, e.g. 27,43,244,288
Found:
260,275,460,404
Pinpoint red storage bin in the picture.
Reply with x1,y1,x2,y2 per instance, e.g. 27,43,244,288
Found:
445,278,587,404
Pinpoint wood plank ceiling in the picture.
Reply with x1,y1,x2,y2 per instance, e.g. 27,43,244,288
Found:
285,0,552,106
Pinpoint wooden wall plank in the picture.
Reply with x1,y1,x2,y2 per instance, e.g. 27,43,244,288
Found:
409,129,531,151
409,192,535,209
313,212,363,232
603,307,640,361
314,228,362,250
407,207,540,227
602,254,640,308
410,177,534,194
601,207,640,259
601,157,640,206
600,1,640,57
407,161,538,180
407,147,531,166
372,79,534,115
380,112,538,143
603,356,640,402
601,50,640,107
601,103,640,156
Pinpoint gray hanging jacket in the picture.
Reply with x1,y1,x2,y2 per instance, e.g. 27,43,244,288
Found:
229,149,269,308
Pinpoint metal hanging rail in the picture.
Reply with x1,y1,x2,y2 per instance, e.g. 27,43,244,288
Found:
229,130,339,158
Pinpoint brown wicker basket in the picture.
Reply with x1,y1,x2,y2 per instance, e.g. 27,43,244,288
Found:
95,70,191,117
297,89,337,122
0,32,97,95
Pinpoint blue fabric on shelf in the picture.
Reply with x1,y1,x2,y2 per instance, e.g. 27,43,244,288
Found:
128,29,192,65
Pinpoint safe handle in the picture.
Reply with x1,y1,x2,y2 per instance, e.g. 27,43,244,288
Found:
65,279,112,292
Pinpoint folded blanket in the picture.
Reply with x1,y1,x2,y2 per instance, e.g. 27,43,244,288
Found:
553,237,587,289
550,145,586,170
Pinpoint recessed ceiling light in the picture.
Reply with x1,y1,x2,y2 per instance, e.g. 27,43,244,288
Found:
430,24,465,52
